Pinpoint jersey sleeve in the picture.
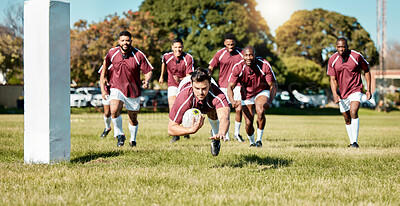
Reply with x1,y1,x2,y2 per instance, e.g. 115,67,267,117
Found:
263,61,276,83
228,62,241,85
138,52,154,74
327,56,336,76
209,51,220,68
169,90,192,124
358,54,369,72
104,51,112,69
211,85,229,110
185,54,194,75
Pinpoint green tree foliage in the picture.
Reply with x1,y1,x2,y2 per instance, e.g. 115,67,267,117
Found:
0,26,23,84
70,11,168,84
139,0,285,83
281,56,329,90
275,9,378,68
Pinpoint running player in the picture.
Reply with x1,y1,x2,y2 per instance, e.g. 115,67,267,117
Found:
100,31,153,147
209,33,243,142
327,37,371,148
227,46,277,147
159,38,194,143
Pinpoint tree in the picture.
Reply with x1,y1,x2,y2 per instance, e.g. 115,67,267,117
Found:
275,9,378,68
139,0,286,83
0,2,24,84
281,56,329,91
70,10,169,84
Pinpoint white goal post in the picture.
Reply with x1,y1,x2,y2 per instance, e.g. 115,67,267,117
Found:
24,0,71,164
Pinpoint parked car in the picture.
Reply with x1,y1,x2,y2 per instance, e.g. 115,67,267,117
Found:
70,88,88,107
292,89,327,108
272,91,303,108
139,90,168,108
70,87,103,107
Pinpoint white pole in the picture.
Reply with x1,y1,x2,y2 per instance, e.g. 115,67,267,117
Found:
24,0,71,164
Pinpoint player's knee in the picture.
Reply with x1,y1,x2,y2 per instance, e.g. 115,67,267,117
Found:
349,110,358,119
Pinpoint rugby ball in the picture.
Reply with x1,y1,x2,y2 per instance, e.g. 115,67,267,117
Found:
182,108,202,128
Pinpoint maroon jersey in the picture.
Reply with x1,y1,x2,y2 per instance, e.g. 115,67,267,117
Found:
327,50,369,99
169,81,229,124
104,46,153,98
228,58,276,100
162,52,194,87
209,47,243,88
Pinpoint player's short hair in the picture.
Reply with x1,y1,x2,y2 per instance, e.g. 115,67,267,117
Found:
172,38,183,45
337,37,348,45
224,33,236,41
191,68,211,83
119,31,132,38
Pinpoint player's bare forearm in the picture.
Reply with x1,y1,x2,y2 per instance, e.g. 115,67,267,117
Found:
329,76,340,103
143,71,153,89
216,107,230,136
168,118,203,136
227,82,236,106
159,63,165,84
100,60,108,98
208,65,214,75
267,80,277,105
365,71,372,100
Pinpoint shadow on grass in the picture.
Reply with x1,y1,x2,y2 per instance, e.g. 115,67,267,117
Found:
70,150,124,164
215,154,292,169
294,143,337,148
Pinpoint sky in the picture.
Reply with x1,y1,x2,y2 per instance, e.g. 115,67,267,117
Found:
1,0,399,44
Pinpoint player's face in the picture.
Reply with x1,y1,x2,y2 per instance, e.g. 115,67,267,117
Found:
224,39,236,53
172,42,183,57
192,80,210,101
243,48,255,66
336,40,348,56
119,35,132,53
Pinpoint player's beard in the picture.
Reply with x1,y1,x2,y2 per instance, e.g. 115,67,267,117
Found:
121,44,131,53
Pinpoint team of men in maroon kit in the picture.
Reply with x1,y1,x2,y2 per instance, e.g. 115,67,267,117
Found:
99,30,370,155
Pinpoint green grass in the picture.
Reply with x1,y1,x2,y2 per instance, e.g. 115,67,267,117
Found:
0,109,399,205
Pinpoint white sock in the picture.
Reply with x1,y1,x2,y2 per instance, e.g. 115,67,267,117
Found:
234,121,241,136
351,118,359,144
208,118,219,136
104,116,111,130
111,116,124,137
345,124,353,144
129,123,138,142
248,134,255,144
256,128,264,142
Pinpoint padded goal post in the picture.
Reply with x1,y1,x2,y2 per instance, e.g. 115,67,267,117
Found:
24,0,71,164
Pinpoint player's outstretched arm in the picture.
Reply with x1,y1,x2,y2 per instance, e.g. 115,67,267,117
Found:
168,115,205,136
329,76,340,103
210,107,230,140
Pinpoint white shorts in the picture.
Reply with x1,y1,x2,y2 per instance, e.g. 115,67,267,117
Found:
220,87,242,104
102,95,110,106
241,90,270,106
109,88,141,111
339,92,362,113
168,86,178,98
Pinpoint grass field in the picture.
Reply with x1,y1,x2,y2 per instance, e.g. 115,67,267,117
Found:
0,108,399,205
